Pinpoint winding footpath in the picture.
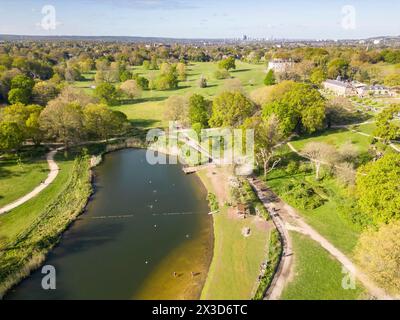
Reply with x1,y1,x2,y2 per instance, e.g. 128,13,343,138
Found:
249,177,394,300
169,130,395,300
0,148,61,215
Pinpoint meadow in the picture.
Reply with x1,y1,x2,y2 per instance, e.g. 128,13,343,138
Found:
73,61,267,129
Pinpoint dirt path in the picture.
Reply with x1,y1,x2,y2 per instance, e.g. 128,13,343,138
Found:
248,178,294,300
250,177,394,300
0,148,61,215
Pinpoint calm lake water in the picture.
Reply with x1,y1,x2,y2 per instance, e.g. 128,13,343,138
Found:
6,149,213,300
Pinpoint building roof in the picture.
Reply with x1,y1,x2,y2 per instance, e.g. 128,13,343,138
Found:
324,79,352,88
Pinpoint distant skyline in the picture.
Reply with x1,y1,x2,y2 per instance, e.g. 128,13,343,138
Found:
0,0,399,40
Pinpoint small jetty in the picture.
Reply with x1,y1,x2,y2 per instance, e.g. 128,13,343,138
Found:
183,163,215,174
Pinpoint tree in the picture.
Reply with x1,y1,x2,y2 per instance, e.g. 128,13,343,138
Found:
218,57,236,71
263,83,326,135
164,95,189,125
188,94,211,128
0,122,24,151
8,88,31,105
154,70,179,90
327,58,349,79
209,91,255,128
355,222,400,295
65,67,82,82
32,81,60,106
1,103,43,144
374,104,400,142
120,80,142,100
176,62,187,81
243,115,284,178
198,75,207,88
11,75,35,92
384,74,400,87
356,153,400,224
302,142,338,180
325,96,353,128
39,102,84,147
310,67,327,85
8,74,34,104
94,83,120,106
214,69,231,80
51,86,97,107
135,76,149,90
83,104,129,140
264,69,276,86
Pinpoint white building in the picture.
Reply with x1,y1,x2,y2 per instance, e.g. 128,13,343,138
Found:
267,59,294,73
322,79,356,96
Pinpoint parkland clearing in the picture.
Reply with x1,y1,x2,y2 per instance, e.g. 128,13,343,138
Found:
0,39,400,300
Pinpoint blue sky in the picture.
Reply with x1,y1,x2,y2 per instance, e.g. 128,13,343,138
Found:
0,0,399,39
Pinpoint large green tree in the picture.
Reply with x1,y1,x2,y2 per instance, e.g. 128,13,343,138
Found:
374,104,400,142
355,222,400,295
94,83,120,106
218,57,236,71
263,83,326,135
0,122,24,151
356,153,400,224
209,91,255,127
264,70,276,86
188,94,211,128
243,115,284,177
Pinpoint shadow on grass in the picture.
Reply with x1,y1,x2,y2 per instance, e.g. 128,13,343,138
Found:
231,69,251,73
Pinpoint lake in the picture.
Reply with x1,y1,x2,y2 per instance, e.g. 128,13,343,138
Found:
6,149,213,300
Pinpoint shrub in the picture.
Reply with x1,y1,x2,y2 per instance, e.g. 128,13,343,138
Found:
286,160,299,174
214,69,231,80
207,193,219,211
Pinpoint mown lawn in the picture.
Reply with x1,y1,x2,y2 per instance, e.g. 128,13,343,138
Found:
0,154,49,208
0,153,75,249
281,232,366,300
291,128,372,154
72,61,266,129
197,170,270,300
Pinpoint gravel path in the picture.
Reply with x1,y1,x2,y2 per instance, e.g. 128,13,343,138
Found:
0,149,60,215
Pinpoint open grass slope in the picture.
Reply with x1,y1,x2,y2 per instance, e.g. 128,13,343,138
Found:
0,153,92,298
290,128,373,154
197,169,271,300
266,156,361,255
73,61,266,129
281,232,365,300
0,154,49,208
0,153,75,247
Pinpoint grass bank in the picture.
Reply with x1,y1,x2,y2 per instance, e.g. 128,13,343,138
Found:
281,232,366,300
0,154,92,298
197,168,274,300
0,148,49,208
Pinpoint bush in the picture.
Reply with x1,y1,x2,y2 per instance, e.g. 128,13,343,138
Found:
284,181,326,210
207,193,219,211
214,69,231,80
253,230,282,300
286,160,299,174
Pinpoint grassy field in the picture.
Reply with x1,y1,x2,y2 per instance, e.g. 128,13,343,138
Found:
0,154,49,208
266,154,361,255
73,61,267,129
0,153,92,297
290,128,373,154
197,169,271,300
281,232,366,300
0,152,75,249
